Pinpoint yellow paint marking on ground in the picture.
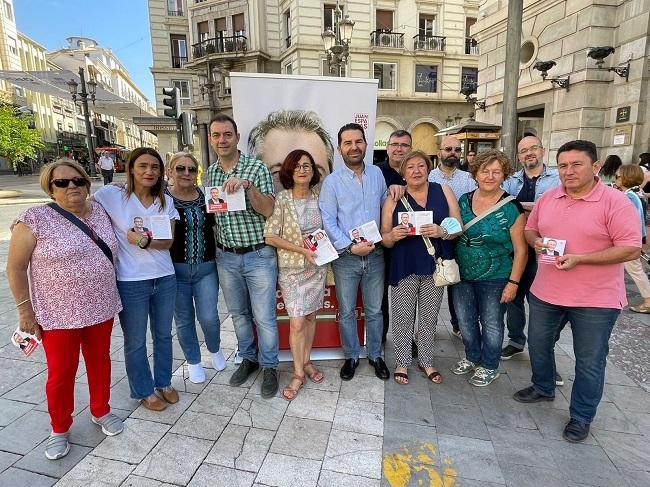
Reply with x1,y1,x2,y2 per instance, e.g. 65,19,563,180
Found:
383,443,458,487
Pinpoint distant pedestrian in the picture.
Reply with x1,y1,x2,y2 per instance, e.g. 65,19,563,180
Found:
98,151,115,184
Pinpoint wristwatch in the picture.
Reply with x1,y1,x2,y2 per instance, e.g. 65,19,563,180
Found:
343,243,354,254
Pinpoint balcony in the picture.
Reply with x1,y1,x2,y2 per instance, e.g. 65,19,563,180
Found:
172,55,188,68
465,37,479,55
192,34,247,59
168,9,184,16
370,31,404,49
413,35,446,52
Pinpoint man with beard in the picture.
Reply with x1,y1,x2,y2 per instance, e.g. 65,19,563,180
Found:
501,136,560,368
428,135,476,338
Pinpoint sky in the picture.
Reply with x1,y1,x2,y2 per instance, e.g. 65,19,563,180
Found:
14,0,156,103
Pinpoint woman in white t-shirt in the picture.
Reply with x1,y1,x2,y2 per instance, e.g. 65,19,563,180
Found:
94,147,180,412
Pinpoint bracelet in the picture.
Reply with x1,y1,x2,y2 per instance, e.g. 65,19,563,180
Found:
16,298,30,308
440,227,450,240
142,236,153,249
245,180,253,191
136,236,146,248
508,279,520,286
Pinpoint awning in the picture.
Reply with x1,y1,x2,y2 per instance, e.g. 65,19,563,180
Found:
0,70,152,121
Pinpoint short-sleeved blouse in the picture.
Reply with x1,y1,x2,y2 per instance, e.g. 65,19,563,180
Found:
167,188,216,264
18,202,122,330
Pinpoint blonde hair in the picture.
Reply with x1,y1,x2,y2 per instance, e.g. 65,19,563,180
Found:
39,158,91,198
399,150,434,177
618,164,644,188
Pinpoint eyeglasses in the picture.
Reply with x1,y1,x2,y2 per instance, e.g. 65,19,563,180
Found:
295,164,313,172
443,147,462,153
175,165,198,174
388,143,411,149
51,177,86,188
518,145,543,155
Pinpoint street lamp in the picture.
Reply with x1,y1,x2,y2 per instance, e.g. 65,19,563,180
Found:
67,67,98,177
321,2,354,77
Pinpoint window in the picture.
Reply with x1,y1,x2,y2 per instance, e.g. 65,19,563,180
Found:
373,62,396,90
215,17,226,38
284,62,293,75
167,0,183,16
7,36,16,55
415,65,438,93
170,35,187,68
283,10,291,48
321,58,347,77
3,1,12,21
57,121,63,131
419,15,436,36
171,80,191,105
324,4,336,32
197,21,209,42
461,67,478,92
233,13,245,36
465,18,478,54
376,10,393,31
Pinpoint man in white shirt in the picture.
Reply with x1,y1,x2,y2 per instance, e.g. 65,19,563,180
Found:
98,151,114,185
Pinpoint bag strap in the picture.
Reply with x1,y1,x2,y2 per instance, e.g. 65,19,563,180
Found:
400,196,438,257
463,195,515,232
47,203,114,263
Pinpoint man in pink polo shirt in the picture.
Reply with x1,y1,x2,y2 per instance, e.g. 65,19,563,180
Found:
513,140,641,443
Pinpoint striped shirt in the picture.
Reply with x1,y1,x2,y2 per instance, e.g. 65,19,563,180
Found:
206,152,274,248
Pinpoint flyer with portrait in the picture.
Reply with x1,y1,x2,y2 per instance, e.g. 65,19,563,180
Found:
539,237,566,264
132,215,172,240
205,186,246,213
349,221,382,244
11,327,40,357
303,228,338,266
397,211,433,236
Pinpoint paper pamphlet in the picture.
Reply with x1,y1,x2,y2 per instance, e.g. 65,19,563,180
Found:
398,211,433,235
205,186,246,213
11,327,40,357
539,237,566,264
146,216,173,240
349,221,382,244
303,229,338,266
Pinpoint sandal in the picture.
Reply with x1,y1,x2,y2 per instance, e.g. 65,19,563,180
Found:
393,372,409,385
304,362,324,383
419,365,443,384
281,374,305,401
630,304,650,314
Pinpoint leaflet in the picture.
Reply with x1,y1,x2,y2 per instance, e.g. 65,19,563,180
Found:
539,237,566,265
11,327,40,357
397,211,433,235
349,221,382,244
146,216,173,240
205,186,246,213
303,229,338,266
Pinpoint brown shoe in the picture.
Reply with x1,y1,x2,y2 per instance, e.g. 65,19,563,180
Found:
141,393,167,411
157,386,179,404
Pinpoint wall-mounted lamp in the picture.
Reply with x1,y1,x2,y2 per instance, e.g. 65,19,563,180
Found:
587,46,630,82
459,82,486,111
533,61,570,91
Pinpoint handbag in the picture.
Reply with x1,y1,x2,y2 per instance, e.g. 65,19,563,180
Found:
399,196,460,287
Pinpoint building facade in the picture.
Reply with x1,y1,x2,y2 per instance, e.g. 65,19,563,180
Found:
473,0,650,164
148,0,481,163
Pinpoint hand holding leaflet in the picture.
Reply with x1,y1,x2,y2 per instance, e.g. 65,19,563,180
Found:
11,327,41,357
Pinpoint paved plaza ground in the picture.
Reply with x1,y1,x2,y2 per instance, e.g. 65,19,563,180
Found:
0,175,649,486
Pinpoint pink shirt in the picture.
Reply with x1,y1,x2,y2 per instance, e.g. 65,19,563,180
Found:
526,180,641,309
18,202,122,330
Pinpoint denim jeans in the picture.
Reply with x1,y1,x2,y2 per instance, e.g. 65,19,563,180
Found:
528,294,618,424
506,248,537,349
173,261,221,364
331,247,384,360
453,279,507,370
117,274,177,400
216,245,279,369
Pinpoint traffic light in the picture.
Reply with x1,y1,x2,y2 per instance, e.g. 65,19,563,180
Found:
180,112,195,147
162,87,181,119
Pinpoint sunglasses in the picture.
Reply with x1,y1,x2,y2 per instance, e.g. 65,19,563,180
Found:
443,147,463,153
52,177,86,188
175,165,198,174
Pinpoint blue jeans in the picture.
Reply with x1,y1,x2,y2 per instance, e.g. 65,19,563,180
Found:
505,249,537,349
173,261,221,364
216,245,279,369
528,294,618,424
453,279,507,370
331,247,384,360
117,274,177,400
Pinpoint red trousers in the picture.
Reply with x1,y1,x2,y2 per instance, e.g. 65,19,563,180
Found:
41,318,114,433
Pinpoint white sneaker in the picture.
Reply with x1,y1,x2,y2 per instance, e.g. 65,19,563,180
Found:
212,350,226,371
187,363,206,384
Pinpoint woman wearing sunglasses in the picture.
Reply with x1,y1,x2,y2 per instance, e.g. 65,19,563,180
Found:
94,147,180,412
6,158,123,460
165,152,226,383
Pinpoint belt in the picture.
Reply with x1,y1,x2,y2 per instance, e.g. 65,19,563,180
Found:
216,242,265,255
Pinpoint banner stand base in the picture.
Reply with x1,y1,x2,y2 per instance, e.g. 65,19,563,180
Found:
234,347,368,364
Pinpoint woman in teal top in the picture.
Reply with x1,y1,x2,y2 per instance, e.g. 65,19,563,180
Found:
451,150,527,387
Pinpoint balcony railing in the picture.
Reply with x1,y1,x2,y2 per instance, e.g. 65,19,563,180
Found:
370,30,404,48
168,9,184,16
192,34,247,59
465,37,479,55
172,55,188,68
413,34,446,52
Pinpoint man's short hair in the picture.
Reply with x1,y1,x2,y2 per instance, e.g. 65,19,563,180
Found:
208,113,238,134
389,129,412,141
337,123,366,146
557,140,598,164
639,153,650,166
247,109,334,172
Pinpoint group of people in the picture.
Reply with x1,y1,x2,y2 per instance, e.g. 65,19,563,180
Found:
6,112,644,462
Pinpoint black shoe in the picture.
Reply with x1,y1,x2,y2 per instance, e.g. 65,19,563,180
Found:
229,359,259,386
563,419,590,443
501,345,524,360
411,340,418,358
261,368,279,399
340,358,359,381
513,386,555,403
368,357,390,381
555,372,564,386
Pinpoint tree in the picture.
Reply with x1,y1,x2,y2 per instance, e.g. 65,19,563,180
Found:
0,98,44,173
